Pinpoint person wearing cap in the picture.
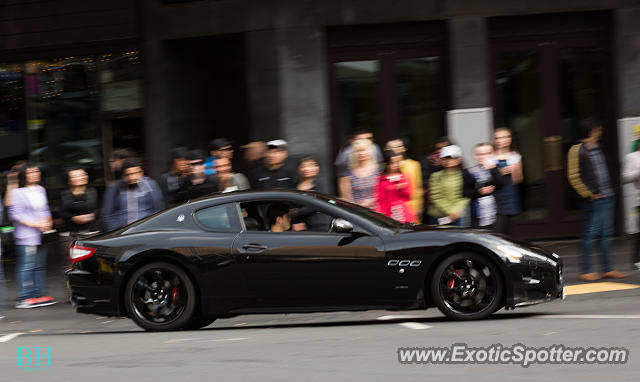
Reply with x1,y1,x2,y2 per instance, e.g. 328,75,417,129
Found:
186,149,219,199
427,145,469,226
249,139,297,190
157,147,190,207
204,138,234,176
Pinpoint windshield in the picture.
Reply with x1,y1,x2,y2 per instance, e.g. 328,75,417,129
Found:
313,194,408,229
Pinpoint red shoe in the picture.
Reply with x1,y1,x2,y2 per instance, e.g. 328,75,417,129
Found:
32,296,58,307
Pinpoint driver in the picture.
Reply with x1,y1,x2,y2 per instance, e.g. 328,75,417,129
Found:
267,202,291,232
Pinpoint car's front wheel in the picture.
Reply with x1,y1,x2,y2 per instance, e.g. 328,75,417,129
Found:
125,262,196,331
430,252,503,320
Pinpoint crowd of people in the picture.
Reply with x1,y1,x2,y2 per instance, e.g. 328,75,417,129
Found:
1,118,639,317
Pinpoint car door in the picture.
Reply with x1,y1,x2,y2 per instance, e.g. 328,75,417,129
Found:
189,202,252,314
232,200,387,309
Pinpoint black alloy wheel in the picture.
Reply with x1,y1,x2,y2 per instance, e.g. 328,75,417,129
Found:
125,262,196,331
430,252,503,320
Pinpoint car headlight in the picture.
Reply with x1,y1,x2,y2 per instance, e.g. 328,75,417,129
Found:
496,244,555,264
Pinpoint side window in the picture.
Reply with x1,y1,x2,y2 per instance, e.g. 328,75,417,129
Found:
195,204,241,232
239,200,337,233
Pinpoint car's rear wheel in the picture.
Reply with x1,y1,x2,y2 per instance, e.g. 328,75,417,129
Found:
430,252,503,320
125,262,196,331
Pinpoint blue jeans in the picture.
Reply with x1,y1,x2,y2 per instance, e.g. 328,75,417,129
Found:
580,197,613,274
15,245,47,300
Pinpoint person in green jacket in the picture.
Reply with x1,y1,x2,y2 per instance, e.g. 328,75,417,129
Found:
427,145,469,226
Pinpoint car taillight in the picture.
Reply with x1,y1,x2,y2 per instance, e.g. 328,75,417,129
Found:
70,243,97,264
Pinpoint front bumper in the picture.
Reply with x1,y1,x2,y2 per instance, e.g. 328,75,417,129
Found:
506,259,564,308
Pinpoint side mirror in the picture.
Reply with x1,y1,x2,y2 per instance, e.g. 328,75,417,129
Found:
331,218,353,233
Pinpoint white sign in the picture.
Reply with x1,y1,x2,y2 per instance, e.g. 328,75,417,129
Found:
446,108,493,165
617,118,640,234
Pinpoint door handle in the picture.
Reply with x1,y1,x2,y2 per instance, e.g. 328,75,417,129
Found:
242,244,267,252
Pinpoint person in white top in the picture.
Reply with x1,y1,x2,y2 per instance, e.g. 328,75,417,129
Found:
622,142,640,271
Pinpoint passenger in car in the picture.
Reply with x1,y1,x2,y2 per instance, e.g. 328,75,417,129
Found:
266,202,291,232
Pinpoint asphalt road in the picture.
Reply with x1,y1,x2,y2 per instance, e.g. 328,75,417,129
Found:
1,240,639,381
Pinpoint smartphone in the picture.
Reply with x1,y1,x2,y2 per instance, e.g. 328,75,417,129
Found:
437,216,452,225
497,159,508,169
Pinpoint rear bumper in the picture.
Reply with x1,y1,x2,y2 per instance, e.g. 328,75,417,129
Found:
67,268,121,316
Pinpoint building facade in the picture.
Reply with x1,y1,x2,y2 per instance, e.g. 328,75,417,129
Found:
2,0,640,238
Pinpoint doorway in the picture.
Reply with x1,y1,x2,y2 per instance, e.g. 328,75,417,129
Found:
491,13,617,238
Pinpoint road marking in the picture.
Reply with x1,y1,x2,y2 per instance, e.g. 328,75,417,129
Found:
538,314,640,319
0,332,24,343
233,322,247,327
565,282,639,296
164,338,204,344
100,320,115,324
29,329,43,333
397,322,432,330
377,315,423,321
207,337,248,342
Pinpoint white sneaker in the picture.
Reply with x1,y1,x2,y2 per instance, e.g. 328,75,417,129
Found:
634,262,640,271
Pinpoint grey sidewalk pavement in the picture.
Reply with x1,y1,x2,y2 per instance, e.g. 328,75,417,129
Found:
1,236,640,308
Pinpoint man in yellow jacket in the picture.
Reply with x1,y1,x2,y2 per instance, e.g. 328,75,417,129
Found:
567,118,627,282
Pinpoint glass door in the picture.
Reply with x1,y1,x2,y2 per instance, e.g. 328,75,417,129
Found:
493,37,615,238
329,49,448,164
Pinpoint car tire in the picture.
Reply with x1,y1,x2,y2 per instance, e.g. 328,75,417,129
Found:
125,262,196,331
430,252,504,321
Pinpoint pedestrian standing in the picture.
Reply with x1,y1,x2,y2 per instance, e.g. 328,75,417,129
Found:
157,147,190,207
108,148,136,183
568,118,627,281
215,157,250,193
249,139,297,190
186,149,219,198
335,129,384,199
9,164,57,308
463,143,506,229
296,155,327,193
204,138,234,176
58,167,100,302
622,137,640,271
427,145,469,226
340,138,380,209
0,200,5,320
493,128,523,234
376,150,415,222
385,138,423,223
101,159,164,231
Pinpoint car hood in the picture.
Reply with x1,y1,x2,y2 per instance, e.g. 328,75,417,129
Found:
394,224,559,262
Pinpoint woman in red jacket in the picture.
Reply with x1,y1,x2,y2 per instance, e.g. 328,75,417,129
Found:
376,150,416,223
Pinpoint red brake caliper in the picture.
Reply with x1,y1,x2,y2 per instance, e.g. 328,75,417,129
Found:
171,287,179,304
449,269,462,299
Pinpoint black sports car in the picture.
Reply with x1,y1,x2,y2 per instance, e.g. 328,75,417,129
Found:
67,190,564,331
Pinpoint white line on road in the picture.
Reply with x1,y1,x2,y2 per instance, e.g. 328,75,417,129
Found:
397,322,432,330
377,315,423,321
538,314,640,319
207,337,248,342
163,338,204,344
0,332,25,343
